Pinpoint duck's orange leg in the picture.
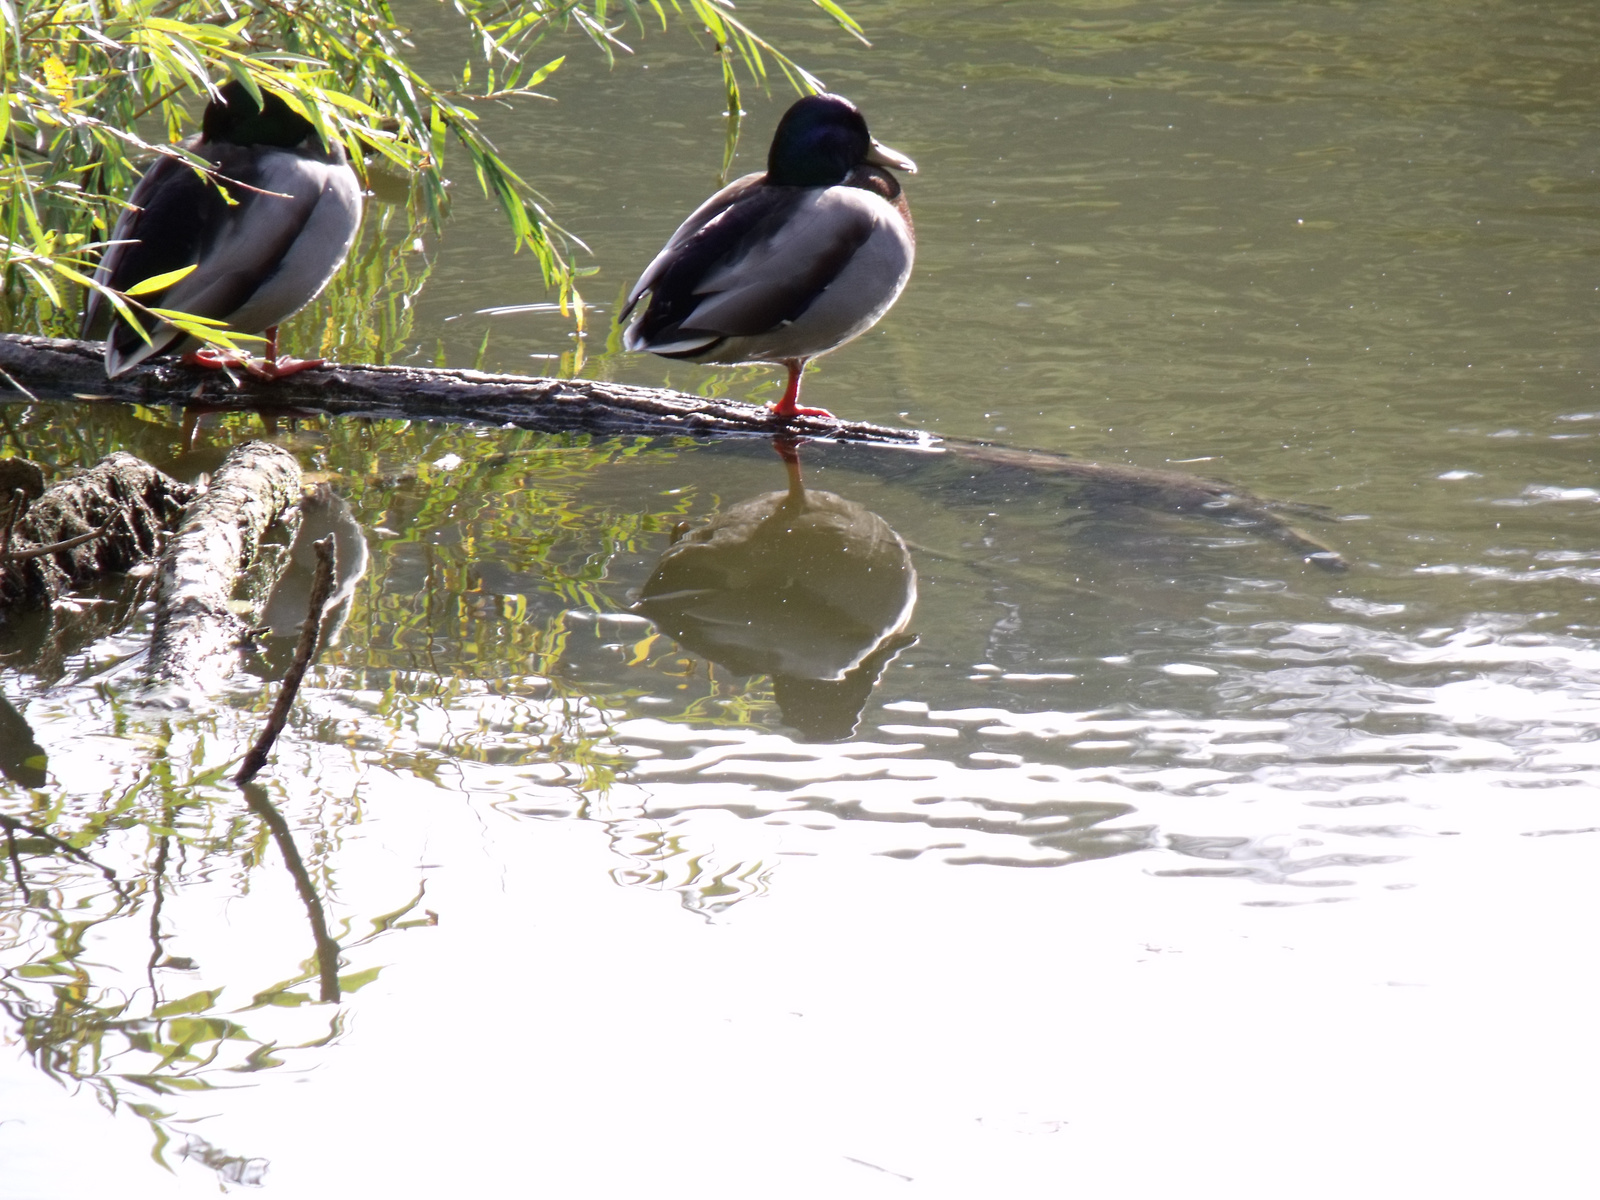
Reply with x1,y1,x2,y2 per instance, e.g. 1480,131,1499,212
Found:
250,325,326,380
768,359,834,421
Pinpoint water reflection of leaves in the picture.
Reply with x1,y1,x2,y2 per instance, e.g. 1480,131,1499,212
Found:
280,188,433,367
608,822,774,919
0,731,429,1188
0,882,309,1179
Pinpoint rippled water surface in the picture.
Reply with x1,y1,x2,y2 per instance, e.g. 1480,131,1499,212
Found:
4,2,1600,1196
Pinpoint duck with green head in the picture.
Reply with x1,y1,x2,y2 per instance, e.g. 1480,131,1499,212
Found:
82,81,362,379
622,93,917,421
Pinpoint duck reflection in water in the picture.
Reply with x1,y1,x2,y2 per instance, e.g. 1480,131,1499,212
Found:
634,439,917,741
259,484,370,652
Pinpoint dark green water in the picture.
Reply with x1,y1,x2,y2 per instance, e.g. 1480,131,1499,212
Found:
2,3,1598,1196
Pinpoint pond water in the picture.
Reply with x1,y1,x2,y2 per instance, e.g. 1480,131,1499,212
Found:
4,2,1600,1196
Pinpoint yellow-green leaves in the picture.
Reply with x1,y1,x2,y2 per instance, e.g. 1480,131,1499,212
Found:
123,264,196,297
1,0,863,347
144,308,266,350
41,53,72,102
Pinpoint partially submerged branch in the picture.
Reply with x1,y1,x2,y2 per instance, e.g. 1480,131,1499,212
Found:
147,441,302,700
0,333,1345,568
236,535,335,785
0,333,934,443
938,442,1346,569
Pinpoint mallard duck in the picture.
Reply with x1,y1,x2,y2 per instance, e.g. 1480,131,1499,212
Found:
621,93,916,420
82,81,362,379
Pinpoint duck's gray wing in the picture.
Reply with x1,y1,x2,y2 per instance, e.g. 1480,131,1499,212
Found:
624,176,842,353
624,183,880,354
675,188,882,339
623,172,765,319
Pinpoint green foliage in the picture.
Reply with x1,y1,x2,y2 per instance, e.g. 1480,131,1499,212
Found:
0,0,861,350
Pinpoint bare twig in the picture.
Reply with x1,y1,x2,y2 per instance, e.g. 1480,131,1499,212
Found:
234,535,335,785
152,145,298,202
0,522,111,562
0,811,121,886
125,82,185,124
0,366,39,403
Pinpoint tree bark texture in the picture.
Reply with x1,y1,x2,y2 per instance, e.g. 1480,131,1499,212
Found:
146,440,302,700
0,452,196,620
0,333,1344,569
0,333,932,444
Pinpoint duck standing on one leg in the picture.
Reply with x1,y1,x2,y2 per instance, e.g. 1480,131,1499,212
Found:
621,93,916,421
82,81,362,380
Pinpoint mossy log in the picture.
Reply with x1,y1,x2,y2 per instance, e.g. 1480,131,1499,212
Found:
0,451,196,620
0,333,1345,569
147,440,302,700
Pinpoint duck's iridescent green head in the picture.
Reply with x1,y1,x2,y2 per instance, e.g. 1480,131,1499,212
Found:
203,81,321,149
766,93,917,187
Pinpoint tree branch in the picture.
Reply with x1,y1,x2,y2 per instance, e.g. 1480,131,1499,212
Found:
235,534,335,785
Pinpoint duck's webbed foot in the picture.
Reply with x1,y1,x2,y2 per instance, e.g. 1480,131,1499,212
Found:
248,355,326,380
181,347,254,373
180,328,322,381
769,401,836,421
179,348,324,380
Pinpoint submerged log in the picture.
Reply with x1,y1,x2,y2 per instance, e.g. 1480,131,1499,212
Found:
0,333,1345,568
147,440,302,700
933,443,1345,568
0,452,196,620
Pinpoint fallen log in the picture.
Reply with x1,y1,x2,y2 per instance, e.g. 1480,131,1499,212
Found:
0,452,196,621
146,440,302,701
0,333,1345,568
0,332,925,443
